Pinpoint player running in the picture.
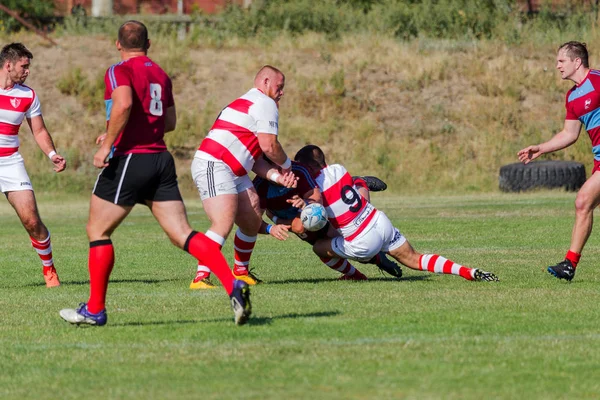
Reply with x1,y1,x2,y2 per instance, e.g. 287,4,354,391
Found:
59,21,251,326
294,145,499,282
0,43,66,287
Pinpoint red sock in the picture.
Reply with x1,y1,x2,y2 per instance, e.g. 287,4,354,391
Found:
566,250,581,268
185,232,235,295
419,254,474,281
30,235,54,270
233,229,257,275
87,240,114,314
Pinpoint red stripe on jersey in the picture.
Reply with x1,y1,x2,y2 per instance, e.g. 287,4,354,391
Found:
346,209,377,241
198,138,247,176
442,259,453,274
321,172,355,207
210,119,261,159
0,123,20,135
0,94,33,112
227,98,254,114
0,147,18,156
427,254,439,272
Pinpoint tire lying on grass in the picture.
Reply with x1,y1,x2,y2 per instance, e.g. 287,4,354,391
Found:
499,161,586,192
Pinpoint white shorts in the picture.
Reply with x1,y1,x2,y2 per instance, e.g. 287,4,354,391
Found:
331,211,406,262
191,156,253,201
0,152,33,193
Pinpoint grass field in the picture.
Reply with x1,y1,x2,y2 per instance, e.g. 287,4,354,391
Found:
1,192,600,399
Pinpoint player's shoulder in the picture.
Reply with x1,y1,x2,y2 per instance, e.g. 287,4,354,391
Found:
11,84,35,98
243,88,277,108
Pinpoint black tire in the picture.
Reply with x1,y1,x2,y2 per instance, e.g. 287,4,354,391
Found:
499,161,586,192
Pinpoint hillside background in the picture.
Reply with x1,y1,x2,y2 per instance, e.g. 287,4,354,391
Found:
1,0,599,194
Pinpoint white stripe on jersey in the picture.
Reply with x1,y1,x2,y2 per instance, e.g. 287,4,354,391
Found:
204,129,255,171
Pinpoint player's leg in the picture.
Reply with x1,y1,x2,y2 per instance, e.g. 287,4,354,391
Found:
384,223,498,282
548,171,600,281
149,198,251,325
5,189,59,287
232,185,263,284
312,232,378,281
301,223,367,280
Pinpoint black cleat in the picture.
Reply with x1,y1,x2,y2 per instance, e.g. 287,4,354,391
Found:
374,252,402,278
230,280,252,325
472,269,499,282
547,260,575,281
353,176,388,192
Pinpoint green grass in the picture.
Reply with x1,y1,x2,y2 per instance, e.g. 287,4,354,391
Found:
1,192,600,399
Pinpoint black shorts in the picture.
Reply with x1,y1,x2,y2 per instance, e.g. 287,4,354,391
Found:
93,152,183,206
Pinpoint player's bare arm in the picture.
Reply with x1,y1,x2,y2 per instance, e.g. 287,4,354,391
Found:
518,119,582,164
26,115,66,172
95,86,132,168
164,105,176,133
252,156,298,188
257,133,292,174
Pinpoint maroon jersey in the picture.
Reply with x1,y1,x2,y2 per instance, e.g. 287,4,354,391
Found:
253,161,318,219
104,56,174,156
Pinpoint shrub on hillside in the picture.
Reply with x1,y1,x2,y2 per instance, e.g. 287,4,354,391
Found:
0,0,54,33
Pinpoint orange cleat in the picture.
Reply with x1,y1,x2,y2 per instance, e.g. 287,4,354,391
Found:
43,266,61,288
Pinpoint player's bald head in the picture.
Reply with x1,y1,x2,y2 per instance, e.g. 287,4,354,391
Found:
118,20,149,51
254,65,284,86
295,145,326,170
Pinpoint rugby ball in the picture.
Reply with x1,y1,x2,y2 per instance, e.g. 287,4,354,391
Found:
300,203,328,232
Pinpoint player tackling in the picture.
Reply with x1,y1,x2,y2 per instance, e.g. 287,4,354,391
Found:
294,145,499,282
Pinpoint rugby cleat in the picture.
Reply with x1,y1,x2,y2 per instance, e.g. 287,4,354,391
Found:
339,270,368,281
59,303,107,326
230,280,252,326
547,259,575,281
43,266,61,288
353,176,388,192
190,272,216,290
472,269,499,282
374,252,402,278
233,269,263,285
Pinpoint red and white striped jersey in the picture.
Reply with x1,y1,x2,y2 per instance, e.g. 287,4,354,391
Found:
0,84,41,157
196,88,279,176
316,164,378,241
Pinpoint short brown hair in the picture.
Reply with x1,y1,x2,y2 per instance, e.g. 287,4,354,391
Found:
0,43,33,66
118,20,149,51
559,41,589,68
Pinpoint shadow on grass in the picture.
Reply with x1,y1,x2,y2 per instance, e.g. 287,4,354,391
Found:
265,275,430,285
22,278,180,288
110,311,341,327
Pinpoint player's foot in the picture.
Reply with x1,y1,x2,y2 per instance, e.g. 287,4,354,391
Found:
472,269,499,282
43,266,60,288
548,260,575,281
189,273,216,290
233,269,263,285
353,176,388,192
339,270,368,281
59,303,107,326
230,280,251,326
374,252,402,278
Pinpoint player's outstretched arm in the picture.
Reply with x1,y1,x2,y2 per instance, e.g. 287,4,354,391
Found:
26,115,66,172
517,119,582,164
257,133,292,174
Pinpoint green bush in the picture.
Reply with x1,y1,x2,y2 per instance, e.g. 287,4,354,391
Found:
0,0,54,33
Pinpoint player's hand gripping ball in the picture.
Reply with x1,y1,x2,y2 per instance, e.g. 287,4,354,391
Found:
300,203,328,232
